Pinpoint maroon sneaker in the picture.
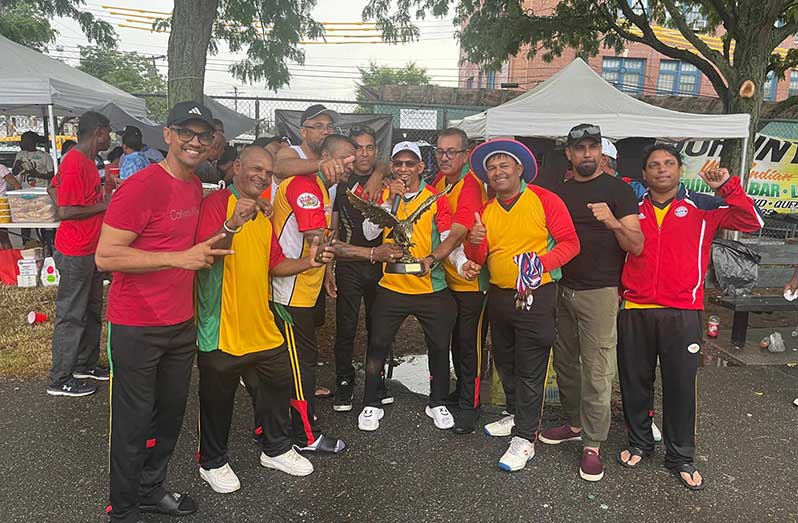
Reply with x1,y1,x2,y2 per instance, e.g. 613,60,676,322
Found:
538,424,582,445
579,448,604,482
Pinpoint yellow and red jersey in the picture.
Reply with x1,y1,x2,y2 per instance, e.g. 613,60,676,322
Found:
465,182,580,289
432,165,488,292
379,181,453,295
195,186,286,356
271,173,332,307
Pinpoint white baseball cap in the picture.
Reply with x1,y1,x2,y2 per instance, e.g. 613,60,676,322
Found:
391,141,422,161
601,138,617,160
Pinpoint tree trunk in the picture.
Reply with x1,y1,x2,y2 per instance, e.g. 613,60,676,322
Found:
167,0,218,107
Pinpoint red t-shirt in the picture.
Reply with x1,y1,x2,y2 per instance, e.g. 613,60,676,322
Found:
104,164,203,327
53,149,104,256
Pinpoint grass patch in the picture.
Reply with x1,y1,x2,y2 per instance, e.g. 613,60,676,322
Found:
0,285,108,378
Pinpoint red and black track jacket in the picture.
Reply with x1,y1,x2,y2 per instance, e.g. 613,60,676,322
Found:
621,176,764,310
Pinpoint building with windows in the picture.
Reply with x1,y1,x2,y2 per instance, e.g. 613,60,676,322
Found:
459,1,798,101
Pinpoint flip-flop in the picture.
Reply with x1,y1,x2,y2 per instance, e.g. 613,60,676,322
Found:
617,446,650,468
671,462,706,491
314,386,333,399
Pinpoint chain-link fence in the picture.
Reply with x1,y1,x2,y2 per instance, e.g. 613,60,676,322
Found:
136,93,487,175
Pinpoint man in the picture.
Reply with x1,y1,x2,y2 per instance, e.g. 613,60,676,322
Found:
464,139,579,472
616,144,762,491
358,141,465,432
271,134,353,454
252,135,290,158
119,127,150,180
538,124,643,481
599,137,618,176
96,101,228,523
13,131,54,188
195,146,335,493
46,111,112,397
196,119,227,183
429,127,488,434
274,104,348,184
0,163,21,249
325,126,404,412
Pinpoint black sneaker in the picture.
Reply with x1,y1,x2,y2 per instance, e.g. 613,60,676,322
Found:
73,366,110,381
453,408,480,435
333,379,354,412
46,377,97,397
378,379,394,405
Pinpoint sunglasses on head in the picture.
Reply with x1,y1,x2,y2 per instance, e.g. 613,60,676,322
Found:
349,125,376,137
391,159,419,168
569,126,601,141
170,126,214,146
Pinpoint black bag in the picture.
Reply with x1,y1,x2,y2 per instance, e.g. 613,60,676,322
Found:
711,239,761,296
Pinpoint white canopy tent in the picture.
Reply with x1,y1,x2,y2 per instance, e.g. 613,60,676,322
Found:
455,58,749,141
0,33,148,166
453,58,752,178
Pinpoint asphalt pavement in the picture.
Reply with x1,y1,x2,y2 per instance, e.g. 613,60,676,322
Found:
1,365,797,523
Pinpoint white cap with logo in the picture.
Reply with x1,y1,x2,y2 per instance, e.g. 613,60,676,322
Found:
391,141,422,161
601,138,617,160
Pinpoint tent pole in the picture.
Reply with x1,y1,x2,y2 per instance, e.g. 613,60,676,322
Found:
727,135,750,242
47,104,58,169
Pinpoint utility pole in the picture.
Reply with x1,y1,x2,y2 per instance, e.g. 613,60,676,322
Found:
228,86,239,112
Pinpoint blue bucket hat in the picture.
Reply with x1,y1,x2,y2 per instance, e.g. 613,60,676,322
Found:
470,139,538,184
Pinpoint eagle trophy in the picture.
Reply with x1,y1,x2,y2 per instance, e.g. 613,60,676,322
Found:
347,185,452,274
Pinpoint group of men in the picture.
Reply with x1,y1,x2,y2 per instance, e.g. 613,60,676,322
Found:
41,98,766,522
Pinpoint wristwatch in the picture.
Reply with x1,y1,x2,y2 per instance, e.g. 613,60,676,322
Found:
424,254,436,266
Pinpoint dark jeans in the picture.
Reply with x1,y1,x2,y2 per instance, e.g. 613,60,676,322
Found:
333,261,382,383
488,283,556,442
48,251,103,387
108,320,196,523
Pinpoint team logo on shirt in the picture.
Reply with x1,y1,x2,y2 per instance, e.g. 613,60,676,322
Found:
638,213,646,219
674,206,688,218
296,192,321,209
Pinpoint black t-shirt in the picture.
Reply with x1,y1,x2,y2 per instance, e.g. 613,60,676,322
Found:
556,173,639,290
333,173,382,251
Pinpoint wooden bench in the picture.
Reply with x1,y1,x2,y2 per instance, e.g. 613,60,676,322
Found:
707,241,798,365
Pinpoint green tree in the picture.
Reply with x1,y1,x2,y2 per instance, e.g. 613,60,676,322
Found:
78,46,168,120
356,61,431,111
0,0,116,51
363,0,798,176
157,1,323,106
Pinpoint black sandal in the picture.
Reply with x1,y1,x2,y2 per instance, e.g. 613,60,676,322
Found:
617,447,650,468
139,492,197,516
671,462,706,491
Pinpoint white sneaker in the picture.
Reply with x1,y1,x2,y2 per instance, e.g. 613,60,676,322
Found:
425,405,454,430
358,407,384,431
652,422,662,442
498,436,535,472
483,415,515,437
260,448,313,476
199,463,241,493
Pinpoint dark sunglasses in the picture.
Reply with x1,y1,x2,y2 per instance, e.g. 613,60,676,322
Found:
170,126,214,146
391,159,419,168
568,126,601,141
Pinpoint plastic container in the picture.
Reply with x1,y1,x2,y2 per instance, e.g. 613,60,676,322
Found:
40,257,59,286
6,187,56,223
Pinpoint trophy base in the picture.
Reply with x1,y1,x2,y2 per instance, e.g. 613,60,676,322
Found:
385,261,424,275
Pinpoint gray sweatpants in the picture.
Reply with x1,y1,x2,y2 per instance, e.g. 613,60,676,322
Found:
48,251,103,387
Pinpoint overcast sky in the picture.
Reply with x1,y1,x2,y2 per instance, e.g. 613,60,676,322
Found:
50,1,461,100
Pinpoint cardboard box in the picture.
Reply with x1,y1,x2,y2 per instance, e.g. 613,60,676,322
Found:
17,259,39,276
17,274,37,287
20,247,43,260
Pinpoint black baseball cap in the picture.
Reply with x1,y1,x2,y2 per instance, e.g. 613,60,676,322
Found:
166,101,215,129
566,123,602,146
300,104,340,125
